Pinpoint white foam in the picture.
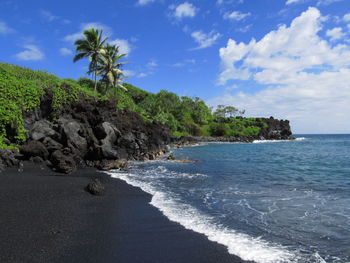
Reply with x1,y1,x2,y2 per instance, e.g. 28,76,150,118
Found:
108,170,299,263
253,137,306,143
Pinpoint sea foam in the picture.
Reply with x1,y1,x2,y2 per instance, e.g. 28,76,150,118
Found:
109,168,299,263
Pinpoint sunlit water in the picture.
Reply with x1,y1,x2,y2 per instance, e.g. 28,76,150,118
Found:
109,135,350,263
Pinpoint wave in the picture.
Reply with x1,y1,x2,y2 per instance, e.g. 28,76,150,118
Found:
108,168,300,263
253,137,306,144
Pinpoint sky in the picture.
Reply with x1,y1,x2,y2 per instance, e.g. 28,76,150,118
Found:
1,0,350,134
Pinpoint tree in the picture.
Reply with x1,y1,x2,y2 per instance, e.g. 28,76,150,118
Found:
73,28,108,92
225,106,238,118
213,105,226,118
96,43,127,93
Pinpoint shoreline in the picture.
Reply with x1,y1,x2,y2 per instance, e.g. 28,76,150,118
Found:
0,162,248,263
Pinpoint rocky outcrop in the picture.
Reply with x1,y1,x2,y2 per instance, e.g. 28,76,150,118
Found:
1,91,174,173
259,117,292,140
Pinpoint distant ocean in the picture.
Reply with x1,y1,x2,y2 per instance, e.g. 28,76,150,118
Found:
110,135,350,263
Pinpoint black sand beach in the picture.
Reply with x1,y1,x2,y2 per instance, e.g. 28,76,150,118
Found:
0,163,248,263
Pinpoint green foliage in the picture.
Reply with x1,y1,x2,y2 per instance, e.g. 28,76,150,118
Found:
0,63,100,148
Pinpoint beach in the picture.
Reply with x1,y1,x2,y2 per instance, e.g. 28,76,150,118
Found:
0,163,247,263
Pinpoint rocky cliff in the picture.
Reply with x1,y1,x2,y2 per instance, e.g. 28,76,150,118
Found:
0,91,174,173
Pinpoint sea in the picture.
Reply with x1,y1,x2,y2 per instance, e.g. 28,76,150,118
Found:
109,134,350,263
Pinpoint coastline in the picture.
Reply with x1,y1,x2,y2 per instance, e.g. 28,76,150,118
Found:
0,162,248,263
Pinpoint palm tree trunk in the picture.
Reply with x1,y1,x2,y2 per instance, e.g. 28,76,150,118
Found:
94,67,97,93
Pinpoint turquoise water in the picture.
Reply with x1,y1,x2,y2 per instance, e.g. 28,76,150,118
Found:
110,135,350,263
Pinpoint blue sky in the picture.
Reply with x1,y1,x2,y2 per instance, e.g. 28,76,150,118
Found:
1,0,350,133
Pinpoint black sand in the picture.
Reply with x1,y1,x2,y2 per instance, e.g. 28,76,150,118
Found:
0,163,248,263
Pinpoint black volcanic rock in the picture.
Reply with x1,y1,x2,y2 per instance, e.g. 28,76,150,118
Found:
85,179,105,195
50,150,76,174
20,141,49,160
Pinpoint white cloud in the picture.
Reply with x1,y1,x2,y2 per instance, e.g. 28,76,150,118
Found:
0,21,14,34
224,11,251,21
40,10,70,24
213,7,350,133
136,59,158,78
217,0,244,4
109,39,131,56
317,0,344,6
286,0,304,4
326,27,345,41
59,47,73,56
343,13,350,22
170,2,197,19
191,30,221,49
137,0,155,5
40,10,59,22
15,45,44,61
64,22,112,42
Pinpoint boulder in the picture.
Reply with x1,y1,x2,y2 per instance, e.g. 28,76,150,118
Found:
99,122,121,159
28,120,57,141
0,149,19,171
167,153,175,160
20,141,49,160
42,137,63,153
98,159,128,171
58,118,88,156
50,150,76,174
85,179,105,195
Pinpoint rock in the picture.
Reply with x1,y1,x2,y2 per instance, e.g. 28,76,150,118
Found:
42,137,63,153
28,120,57,141
98,159,128,171
58,118,88,156
0,149,20,168
30,156,44,163
175,159,197,163
99,122,121,159
20,141,49,160
167,153,175,160
50,150,76,174
85,179,105,195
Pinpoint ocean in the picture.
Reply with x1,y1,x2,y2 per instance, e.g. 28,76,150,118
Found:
109,135,350,263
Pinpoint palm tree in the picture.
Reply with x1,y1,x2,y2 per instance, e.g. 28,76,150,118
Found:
73,28,108,92
96,44,127,92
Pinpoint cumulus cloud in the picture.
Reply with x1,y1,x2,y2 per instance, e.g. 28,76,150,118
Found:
191,30,221,49
170,2,197,19
15,45,44,61
326,27,345,41
64,22,112,42
224,11,251,21
109,39,131,56
137,0,156,5
0,21,14,34
59,47,72,56
212,7,350,133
